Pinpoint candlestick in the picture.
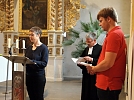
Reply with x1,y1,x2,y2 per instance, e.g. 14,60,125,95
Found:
8,38,11,48
16,39,19,49
22,40,25,48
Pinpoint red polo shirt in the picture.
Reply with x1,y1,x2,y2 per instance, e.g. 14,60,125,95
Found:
96,26,127,90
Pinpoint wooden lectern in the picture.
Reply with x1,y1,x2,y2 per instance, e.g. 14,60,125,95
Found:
3,55,35,100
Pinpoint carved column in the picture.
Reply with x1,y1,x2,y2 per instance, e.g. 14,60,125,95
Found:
57,0,63,30
0,0,6,32
2,0,19,55
5,0,14,31
48,0,56,30
46,0,64,81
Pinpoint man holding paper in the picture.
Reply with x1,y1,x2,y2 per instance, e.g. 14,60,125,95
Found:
85,7,127,100
77,32,102,100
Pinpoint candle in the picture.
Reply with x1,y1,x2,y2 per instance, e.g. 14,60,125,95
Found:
16,39,19,49
8,38,11,48
22,40,25,48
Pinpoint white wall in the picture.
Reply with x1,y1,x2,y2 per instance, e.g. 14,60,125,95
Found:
82,0,131,34
0,56,17,82
0,33,17,82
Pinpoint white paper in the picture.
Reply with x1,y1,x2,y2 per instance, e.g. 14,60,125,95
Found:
71,57,86,63
71,57,92,66
71,58,78,63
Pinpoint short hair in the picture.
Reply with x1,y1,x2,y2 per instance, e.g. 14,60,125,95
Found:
97,7,118,22
29,26,42,36
86,32,97,40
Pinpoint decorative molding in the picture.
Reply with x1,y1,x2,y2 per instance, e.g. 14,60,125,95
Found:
64,0,86,31
0,0,5,32
5,0,14,31
48,33,55,45
48,0,56,30
57,0,63,30
56,35,61,44
0,0,14,32
48,47,55,56
56,47,62,56
56,34,63,45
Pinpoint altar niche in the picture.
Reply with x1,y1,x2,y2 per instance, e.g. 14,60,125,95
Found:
19,0,47,32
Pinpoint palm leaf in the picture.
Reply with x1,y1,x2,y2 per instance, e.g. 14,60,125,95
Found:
71,50,83,58
69,29,80,38
80,21,90,32
62,12,105,58
89,12,93,24
62,40,74,46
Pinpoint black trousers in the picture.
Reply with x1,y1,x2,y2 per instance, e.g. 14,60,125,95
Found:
26,74,46,100
97,88,121,100
81,74,99,100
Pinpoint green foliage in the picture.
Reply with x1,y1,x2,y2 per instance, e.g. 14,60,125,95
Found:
69,28,80,38
62,28,80,46
71,39,86,58
80,12,103,38
62,13,104,58
62,39,75,46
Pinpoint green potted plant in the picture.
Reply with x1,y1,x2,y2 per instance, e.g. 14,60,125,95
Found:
62,13,105,58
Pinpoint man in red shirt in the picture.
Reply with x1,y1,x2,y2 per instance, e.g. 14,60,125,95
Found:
86,7,127,100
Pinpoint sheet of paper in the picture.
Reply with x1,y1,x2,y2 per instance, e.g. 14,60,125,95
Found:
71,57,92,66
71,57,86,63
71,58,78,63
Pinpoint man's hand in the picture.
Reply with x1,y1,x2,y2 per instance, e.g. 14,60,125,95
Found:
86,65,96,75
86,65,92,73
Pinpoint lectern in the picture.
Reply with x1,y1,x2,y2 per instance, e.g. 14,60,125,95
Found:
3,55,35,100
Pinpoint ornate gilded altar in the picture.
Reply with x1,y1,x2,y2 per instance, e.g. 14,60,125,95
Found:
0,0,85,56
0,0,85,99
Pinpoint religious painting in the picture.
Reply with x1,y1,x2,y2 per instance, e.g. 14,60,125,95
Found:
19,0,47,32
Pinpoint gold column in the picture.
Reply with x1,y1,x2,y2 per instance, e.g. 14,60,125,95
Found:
0,0,6,32
57,0,63,30
5,0,14,31
48,0,56,30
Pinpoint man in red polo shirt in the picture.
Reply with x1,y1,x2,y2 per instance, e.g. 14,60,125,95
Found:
86,7,127,100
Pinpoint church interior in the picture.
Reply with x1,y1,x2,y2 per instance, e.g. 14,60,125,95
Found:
0,0,134,100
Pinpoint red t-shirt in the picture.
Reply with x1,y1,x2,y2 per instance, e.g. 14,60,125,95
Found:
96,26,127,90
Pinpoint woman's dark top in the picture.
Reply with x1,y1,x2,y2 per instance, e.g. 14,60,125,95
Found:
25,44,49,76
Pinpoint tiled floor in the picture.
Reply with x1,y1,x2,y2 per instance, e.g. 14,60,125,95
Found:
0,78,126,100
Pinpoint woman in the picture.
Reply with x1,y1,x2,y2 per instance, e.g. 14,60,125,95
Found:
25,26,49,100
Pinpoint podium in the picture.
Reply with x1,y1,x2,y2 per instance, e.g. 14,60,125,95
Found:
3,55,35,100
